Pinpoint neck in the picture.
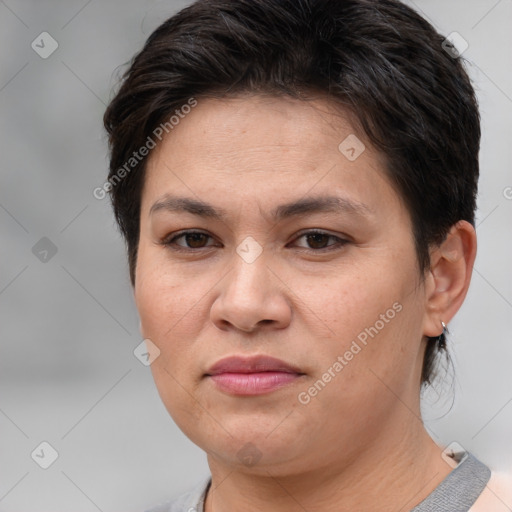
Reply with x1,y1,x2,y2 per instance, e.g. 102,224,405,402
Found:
204,417,452,512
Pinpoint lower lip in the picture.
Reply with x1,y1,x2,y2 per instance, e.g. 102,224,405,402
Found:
208,372,301,395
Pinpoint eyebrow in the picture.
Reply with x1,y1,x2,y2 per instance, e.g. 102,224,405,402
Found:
149,194,373,221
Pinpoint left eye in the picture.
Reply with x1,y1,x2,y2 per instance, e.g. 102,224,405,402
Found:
292,231,348,251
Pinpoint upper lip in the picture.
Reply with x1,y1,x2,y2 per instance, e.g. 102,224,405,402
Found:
205,355,303,376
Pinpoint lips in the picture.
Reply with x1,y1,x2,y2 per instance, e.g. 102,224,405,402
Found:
206,355,303,375
205,355,304,395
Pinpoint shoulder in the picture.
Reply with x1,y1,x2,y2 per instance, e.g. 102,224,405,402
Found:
145,477,211,512
470,470,512,512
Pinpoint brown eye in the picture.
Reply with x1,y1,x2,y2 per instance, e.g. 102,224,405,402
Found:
292,230,349,252
183,232,210,248
305,233,331,249
162,230,217,250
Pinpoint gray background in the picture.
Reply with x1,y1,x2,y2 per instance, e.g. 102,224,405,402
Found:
0,0,511,510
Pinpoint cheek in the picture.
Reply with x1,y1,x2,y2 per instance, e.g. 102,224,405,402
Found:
289,251,421,385
134,269,191,394
134,246,198,337
134,258,206,425
285,259,406,342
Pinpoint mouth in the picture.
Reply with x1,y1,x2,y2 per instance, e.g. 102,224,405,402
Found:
205,355,305,396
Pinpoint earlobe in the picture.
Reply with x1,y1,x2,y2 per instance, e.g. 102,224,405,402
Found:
422,220,477,338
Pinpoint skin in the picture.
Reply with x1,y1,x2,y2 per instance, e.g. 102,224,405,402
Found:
134,94,477,511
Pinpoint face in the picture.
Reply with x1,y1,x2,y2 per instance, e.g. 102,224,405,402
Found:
135,94,429,476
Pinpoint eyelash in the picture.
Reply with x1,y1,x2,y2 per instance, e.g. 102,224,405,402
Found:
160,229,350,254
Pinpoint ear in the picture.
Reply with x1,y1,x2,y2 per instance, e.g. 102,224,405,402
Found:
422,220,477,338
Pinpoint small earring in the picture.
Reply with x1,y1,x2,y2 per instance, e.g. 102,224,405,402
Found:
438,320,448,349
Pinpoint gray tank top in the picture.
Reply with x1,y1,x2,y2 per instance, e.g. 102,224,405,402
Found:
146,452,491,512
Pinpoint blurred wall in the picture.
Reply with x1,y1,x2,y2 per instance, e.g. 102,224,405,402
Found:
0,0,511,510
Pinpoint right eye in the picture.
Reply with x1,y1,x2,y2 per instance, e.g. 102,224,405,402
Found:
160,230,220,251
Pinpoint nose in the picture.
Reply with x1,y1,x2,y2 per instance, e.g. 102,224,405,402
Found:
210,250,292,333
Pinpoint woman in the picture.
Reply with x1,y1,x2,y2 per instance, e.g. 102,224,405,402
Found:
103,0,511,510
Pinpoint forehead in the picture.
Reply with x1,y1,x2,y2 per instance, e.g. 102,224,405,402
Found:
141,94,402,219
149,94,365,164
